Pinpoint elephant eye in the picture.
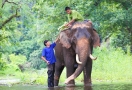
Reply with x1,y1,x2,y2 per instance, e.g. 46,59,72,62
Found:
72,37,77,43
73,37,76,40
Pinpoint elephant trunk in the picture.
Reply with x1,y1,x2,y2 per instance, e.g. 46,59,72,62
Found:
65,40,90,84
65,53,87,84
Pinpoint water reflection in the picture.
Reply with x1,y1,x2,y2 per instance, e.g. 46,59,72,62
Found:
65,86,92,90
0,83,132,90
84,86,92,90
47,86,92,90
65,86,76,90
47,86,63,90
48,87,55,90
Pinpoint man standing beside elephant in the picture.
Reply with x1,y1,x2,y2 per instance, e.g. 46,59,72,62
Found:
41,39,58,88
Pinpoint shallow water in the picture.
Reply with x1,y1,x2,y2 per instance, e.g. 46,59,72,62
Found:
0,83,132,90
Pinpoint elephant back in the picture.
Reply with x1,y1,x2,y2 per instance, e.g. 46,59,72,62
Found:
71,21,92,30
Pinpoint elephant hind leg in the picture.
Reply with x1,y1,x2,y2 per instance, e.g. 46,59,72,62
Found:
54,64,64,86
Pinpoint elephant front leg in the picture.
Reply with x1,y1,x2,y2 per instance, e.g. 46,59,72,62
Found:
83,58,92,86
65,64,75,86
64,55,76,86
63,47,76,86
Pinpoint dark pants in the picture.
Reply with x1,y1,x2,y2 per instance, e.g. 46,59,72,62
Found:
47,63,55,87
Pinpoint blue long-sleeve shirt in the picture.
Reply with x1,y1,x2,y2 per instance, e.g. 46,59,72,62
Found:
42,42,56,64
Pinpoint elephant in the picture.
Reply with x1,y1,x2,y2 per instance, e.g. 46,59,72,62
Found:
54,21,100,86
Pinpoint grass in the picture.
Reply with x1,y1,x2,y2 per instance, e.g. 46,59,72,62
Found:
92,46,132,84
0,46,132,85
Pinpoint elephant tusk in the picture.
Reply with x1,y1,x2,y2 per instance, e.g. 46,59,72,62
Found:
89,54,97,60
76,54,82,64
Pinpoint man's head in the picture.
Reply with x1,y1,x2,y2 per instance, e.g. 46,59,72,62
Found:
44,40,51,46
65,7,72,14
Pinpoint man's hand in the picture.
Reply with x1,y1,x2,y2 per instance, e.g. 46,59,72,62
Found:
46,60,50,65
65,19,75,27
65,23,69,27
41,56,50,64
65,23,72,28
55,35,60,43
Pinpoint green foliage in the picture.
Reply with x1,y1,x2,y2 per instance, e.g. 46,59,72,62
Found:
0,53,7,70
111,30,131,52
0,53,27,76
0,0,21,54
9,54,26,64
4,54,27,74
92,46,132,82
29,50,46,69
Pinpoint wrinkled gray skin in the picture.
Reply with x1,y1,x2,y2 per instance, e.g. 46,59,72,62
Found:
54,21,100,86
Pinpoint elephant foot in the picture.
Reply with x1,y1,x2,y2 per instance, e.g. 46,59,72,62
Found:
54,86,61,88
54,76,59,86
65,79,75,87
85,83,92,86
84,79,92,86
54,81,59,86
65,78,72,84
65,84,75,87
65,75,74,84
65,79,69,84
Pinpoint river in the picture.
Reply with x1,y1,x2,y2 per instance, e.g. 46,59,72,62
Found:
0,83,132,90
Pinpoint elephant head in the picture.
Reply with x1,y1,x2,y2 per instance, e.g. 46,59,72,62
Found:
59,21,100,84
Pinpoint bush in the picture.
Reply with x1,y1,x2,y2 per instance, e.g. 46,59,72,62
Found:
0,56,7,71
29,50,46,69
5,54,27,74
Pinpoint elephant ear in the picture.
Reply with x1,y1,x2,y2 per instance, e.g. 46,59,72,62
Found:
93,29,100,47
59,29,71,49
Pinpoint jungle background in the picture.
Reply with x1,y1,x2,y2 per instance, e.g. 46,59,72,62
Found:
0,0,132,85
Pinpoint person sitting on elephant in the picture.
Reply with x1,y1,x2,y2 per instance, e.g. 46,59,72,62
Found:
64,7,93,27
64,6,84,27
41,38,58,87
58,7,92,30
